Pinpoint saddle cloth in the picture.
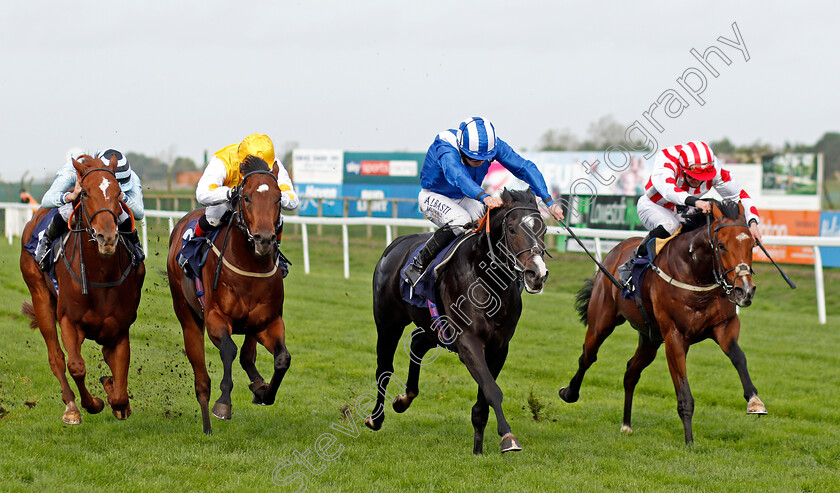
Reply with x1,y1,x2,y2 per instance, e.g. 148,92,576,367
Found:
23,209,62,294
400,231,476,308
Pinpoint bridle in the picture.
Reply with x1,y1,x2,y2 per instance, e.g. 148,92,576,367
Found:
68,167,122,237
706,213,754,300
62,166,133,294
231,170,283,244
485,205,549,279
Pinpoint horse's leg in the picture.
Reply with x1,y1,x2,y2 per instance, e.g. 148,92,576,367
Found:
29,292,80,424
100,335,132,420
392,333,437,413
364,316,409,431
58,317,105,416
208,329,238,421
714,317,766,415
621,334,662,434
181,319,212,434
663,331,694,444
456,334,519,454
239,335,269,403
471,343,509,455
559,303,619,403
253,318,291,406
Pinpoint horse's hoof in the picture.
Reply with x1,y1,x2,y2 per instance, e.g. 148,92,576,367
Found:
249,380,269,405
620,424,633,434
747,395,767,415
85,397,105,415
364,416,382,431
112,405,132,420
62,411,82,425
558,387,578,403
392,393,414,413
212,403,232,420
500,432,522,453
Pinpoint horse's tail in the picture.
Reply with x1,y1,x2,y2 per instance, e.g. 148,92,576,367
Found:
20,302,38,329
575,278,594,326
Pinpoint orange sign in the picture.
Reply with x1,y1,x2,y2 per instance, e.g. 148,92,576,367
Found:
753,210,820,265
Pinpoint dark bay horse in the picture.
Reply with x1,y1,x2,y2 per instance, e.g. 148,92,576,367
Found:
20,154,145,424
559,200,766,444
365,189,550,454
166,156,289,434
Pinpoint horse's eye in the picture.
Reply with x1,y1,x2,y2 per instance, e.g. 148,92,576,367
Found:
718,242,726,251
508,225,516,234
243,194,250,203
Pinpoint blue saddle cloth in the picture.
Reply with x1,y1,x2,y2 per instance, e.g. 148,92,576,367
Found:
621,257,651,300
400,234,465,308
176,219,220,281
23,209,62,294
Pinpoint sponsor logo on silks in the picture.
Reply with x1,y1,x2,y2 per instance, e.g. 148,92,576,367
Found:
423,196,452,216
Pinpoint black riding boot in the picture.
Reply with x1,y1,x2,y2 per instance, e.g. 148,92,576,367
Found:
403,225,457,287
35,214,69,271
618,225,670,284
119,220,145,265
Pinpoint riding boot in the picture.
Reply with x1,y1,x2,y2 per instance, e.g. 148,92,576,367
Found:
403,225,457,287
193,214,217,239
119,220,145,265
618,225,669,284
35,214,69,271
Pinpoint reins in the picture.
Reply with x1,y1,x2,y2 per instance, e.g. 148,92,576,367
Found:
472,205,547,280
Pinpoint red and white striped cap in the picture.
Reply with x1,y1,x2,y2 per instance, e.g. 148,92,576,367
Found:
678,141,716,180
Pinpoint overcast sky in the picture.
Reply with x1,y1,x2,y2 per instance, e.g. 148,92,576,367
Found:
1,1,837,182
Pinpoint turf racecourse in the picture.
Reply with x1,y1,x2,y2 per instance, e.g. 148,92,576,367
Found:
1,223,839,492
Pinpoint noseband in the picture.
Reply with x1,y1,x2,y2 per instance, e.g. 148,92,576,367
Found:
707,214,754,299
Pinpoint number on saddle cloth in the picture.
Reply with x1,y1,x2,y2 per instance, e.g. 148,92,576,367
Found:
177,218,220,280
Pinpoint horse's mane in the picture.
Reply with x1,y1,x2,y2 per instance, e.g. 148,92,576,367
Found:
240,155,271,175
680,199,742,233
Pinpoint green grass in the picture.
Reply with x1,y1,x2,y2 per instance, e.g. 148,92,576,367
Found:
1,225,839,492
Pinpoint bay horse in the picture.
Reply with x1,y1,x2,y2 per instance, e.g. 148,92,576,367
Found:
365,188,550,454
20,154,145,424
166,156,289,434
559,200,766,444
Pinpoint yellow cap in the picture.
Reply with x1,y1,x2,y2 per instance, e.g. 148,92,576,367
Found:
237,133,275,166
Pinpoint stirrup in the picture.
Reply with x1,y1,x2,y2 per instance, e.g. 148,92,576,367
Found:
403,261,427,287
35,239,52,271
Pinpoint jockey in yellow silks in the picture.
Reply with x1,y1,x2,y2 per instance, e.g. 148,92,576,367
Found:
193,133,299,238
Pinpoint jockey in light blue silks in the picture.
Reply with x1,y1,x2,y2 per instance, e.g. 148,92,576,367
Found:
403,116,564,286
34,149,145,270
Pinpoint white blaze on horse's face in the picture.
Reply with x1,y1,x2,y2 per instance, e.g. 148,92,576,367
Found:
99,177,110,199
256,184,269,193
533,255,548,279
736,232,751,243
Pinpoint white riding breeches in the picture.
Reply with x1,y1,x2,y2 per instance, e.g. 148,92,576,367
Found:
205,202,232,227
637,195,683,234
418,190,487,234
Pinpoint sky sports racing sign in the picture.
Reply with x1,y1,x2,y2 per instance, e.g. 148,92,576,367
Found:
343,152,423,185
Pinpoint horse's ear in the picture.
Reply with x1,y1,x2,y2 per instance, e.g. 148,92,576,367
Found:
271,161,280,179
72,157,84,177
501,188,512,204
107,155,118,173
737,201,746,219
710,200,723,220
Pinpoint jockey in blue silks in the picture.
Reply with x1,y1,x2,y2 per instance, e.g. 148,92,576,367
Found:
34,149,145,270
403,116,564,286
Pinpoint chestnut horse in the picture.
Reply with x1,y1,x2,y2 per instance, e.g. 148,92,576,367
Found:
166,156,289,434
20,154,145,424
365,189,550,454
559,200,766,444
